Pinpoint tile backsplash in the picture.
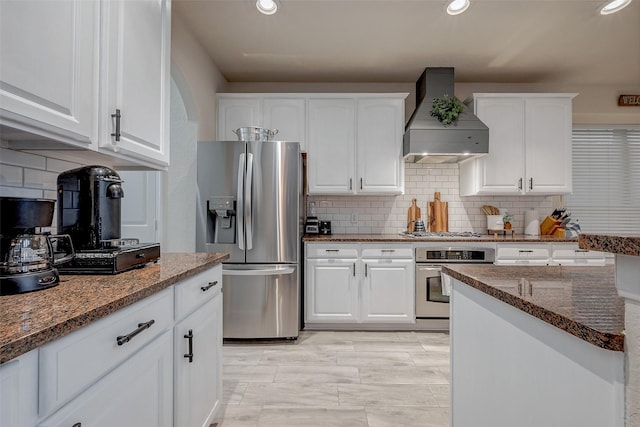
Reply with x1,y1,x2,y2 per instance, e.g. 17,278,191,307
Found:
308,163,556,235
0,147,82,233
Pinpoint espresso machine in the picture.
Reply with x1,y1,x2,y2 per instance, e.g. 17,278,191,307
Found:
56,166,160,274
0,197,74,295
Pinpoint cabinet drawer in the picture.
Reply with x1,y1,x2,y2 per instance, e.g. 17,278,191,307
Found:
550,244,607,266
39,287,173,416
306,244,358,259
361,247,413,259
495,244,550,265
175,265,222,320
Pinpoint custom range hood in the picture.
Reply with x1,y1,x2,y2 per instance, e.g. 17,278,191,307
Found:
403,67,489,163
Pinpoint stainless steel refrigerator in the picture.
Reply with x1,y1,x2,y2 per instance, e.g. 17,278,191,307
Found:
196,139,301,339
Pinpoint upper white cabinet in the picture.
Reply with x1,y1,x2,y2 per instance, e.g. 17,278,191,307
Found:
99,0,171,167
459,93,576,196
307,98,356,194
0,0,171,169
307,95,406,195
0,0,99,149
217,95,306,149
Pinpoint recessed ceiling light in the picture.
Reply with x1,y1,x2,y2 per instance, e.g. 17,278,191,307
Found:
447,0,470,15
256,0,278,15
600,0,632,14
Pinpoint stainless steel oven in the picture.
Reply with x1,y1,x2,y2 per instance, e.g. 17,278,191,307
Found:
415,247,495,318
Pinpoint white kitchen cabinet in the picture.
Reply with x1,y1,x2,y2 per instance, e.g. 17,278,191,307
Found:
0,0,171,170
38,330,174,427
357,98,405,194
0,349,38,427
217,97,262,140
361,246,414,323
174,266,223,427
305,246,359,323
39,288,174,416
494,243,551,265
0,0,99,149
99,0,171,168
307,96,405,195
549,243,609,266
460,93,576,196
305,243,414,326
217,95,306,150
307,99,356,194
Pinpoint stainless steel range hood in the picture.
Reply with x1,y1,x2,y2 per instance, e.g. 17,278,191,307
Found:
403,68,489,164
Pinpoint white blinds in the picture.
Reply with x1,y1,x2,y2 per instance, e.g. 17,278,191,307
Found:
565,128,640,234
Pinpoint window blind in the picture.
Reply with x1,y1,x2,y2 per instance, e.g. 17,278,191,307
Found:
565,128,640,234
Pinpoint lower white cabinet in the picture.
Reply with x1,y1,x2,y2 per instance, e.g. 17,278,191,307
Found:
305,244,414,326
38,331,174,427
0,349,38,427
362,257,414,323
306,256,359,323
4,263,223,427
174,283,223,427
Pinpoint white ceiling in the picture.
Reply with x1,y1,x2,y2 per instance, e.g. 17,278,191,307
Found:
174,0,640,86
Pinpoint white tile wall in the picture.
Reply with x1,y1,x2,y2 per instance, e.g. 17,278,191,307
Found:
0,146,82,232
308,163,555,235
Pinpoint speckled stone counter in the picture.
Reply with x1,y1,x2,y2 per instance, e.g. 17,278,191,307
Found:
441,264,624,351
0,252,229,364
303,233,577,243
579,233,640,256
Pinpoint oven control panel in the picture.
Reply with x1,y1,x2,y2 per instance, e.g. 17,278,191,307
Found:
415,247,495,263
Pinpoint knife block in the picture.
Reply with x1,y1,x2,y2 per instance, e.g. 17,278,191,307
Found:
540,216,563,236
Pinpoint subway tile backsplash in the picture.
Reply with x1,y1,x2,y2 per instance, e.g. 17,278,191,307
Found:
308,163,555,235
0,147,82,233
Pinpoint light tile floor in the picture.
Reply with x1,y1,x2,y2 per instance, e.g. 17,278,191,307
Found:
212,330,450,427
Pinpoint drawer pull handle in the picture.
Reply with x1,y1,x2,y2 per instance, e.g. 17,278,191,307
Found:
380,249,395,253
574,249,589,253
111,109,121,142
518,250,534,253
325,249,339,252
116,319,155,346
184,329,194,363
201,280,218,292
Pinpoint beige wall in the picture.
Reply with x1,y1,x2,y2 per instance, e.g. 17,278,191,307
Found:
171,13,228,141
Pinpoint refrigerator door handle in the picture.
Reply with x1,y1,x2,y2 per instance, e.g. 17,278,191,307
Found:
245,153,254,250
237,153,245,250
223,266,295,276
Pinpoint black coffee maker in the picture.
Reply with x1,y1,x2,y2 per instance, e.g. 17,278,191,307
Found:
56,166,160,274
57,165,124,250
0,197,74,295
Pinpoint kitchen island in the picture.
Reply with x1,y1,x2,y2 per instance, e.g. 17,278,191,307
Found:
442,264,624,427
0,252,228,427
580,234,640,427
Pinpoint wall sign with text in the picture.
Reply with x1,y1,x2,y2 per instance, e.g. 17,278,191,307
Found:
618,95,640,107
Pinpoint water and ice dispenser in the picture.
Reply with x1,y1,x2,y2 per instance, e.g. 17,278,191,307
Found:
207,196,236,244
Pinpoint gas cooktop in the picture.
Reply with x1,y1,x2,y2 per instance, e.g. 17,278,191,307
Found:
401,231,482,239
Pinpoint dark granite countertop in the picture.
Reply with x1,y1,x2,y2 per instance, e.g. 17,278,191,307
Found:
303,234,578,243
442,264,624,352
0,252,229,364
579,234,640,257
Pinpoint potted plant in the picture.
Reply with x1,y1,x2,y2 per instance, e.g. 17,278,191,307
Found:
502,212,513,230
430,95,464,126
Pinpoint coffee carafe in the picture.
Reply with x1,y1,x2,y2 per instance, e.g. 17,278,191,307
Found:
0,197,74,295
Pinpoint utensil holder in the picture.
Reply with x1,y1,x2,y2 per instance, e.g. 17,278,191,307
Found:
540,216,562,235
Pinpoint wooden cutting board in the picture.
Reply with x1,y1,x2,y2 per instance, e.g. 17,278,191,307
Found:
407,198,421,232
428,192,448,232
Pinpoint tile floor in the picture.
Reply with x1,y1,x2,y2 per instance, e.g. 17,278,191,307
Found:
211,330,450,427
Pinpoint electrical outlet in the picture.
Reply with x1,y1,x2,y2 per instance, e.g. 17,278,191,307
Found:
350,212,358,225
